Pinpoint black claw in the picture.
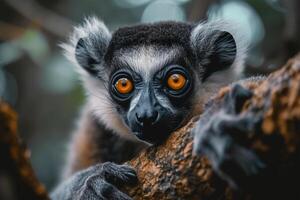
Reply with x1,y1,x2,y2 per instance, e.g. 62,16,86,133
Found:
224,84,253,114
101,162,138,186
233,145,265,176
231,84,253,100
114,165,138,186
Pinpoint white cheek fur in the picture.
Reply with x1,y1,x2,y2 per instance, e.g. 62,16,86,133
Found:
84,77,136,140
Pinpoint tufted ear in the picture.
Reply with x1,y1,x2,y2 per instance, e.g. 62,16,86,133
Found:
61,17,111,77
191,22,237,81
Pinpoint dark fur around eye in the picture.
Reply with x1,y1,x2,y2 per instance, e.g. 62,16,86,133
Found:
109,71,135,103
162,65,193,99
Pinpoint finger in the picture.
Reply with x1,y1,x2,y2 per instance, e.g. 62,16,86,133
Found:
85,176,132,200
100,162,138,186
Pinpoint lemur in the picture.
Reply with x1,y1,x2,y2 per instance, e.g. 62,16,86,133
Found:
51,17,252,199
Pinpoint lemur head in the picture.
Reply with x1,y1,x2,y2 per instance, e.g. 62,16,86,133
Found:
62,17,245,144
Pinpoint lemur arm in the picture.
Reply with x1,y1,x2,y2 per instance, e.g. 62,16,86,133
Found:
193,77,267,190
51,107,146,199
51,162,137,200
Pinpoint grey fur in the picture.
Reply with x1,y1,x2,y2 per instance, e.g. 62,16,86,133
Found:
51,162,137,200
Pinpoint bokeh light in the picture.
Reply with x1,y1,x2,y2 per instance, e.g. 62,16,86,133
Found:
41,54,77,94
0,69,5,98
113,0,152,8
208,1,265,47
141,0,186,22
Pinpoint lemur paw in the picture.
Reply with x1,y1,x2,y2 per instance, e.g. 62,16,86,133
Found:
51,162,137,200
192,84,265,189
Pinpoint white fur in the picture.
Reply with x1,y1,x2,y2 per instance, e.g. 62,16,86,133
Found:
191,20,248,82
61,17,135,139
85,77,136,140
191,20,248,103
118,45,181,81
60,16,111,79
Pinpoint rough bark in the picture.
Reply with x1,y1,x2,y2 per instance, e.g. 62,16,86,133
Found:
0,101,49,200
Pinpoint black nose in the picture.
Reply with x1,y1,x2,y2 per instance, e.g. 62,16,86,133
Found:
135,110,159,126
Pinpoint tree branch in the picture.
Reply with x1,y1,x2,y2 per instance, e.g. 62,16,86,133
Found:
3,0,73,38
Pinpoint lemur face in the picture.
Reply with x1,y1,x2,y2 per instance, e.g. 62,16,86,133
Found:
65,18,239,144
108,45,195,143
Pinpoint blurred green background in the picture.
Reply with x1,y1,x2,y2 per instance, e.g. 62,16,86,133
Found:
0,0,299,191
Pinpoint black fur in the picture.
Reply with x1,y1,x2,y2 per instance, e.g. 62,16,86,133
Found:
74,20,238,82
75,38,100,75
105,21,195,62
200,31,237,80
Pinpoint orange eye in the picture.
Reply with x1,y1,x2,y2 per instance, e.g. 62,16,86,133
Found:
167,73,186,90
115,78,133,94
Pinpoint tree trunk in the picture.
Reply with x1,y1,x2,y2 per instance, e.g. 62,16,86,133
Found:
0,101,49,200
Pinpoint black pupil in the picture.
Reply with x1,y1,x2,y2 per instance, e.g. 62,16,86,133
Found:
172,75,179,83
121,79,127,86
